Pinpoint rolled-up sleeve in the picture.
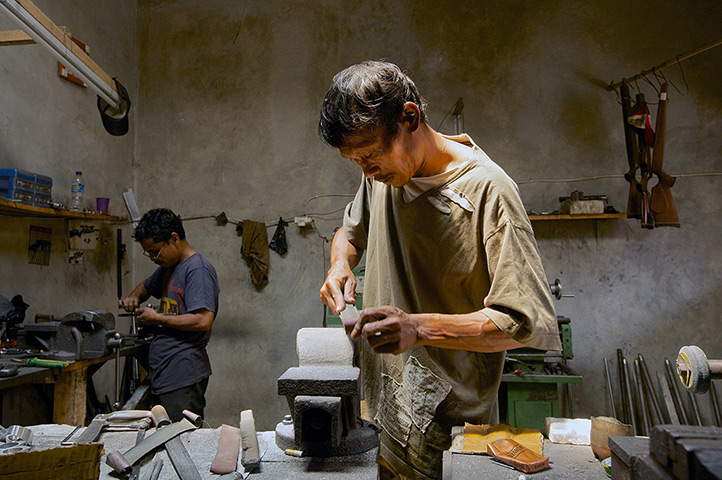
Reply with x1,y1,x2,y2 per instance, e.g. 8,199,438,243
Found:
482,221,561,351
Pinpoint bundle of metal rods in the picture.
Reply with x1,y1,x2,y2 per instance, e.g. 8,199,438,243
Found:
603,350,722,435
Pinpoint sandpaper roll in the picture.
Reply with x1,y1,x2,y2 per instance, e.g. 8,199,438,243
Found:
151,405,171,427
210,424,241,474
297,327,353,366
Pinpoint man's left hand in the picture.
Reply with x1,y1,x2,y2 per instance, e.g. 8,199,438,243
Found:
351,306,418,355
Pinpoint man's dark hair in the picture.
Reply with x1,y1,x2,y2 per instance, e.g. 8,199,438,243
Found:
133,208,186,242
319,60,428,148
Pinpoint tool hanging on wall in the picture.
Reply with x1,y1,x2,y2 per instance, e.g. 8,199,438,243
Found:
648,83,679,227
621,83,680,229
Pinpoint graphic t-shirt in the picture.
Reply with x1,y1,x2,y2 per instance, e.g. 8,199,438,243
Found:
143,253,220,394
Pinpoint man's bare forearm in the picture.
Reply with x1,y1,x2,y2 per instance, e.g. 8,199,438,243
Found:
140,308,214,332
413,311,525,353
329,228,362,271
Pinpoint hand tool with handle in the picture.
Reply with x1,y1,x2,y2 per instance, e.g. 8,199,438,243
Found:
11,357,69,368
151,405,203,480
75,410,152,443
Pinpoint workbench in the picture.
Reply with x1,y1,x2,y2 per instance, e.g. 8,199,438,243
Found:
0,346,141,426
14,424,610,479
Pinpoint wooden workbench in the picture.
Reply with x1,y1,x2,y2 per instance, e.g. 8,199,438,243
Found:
0,346,141,425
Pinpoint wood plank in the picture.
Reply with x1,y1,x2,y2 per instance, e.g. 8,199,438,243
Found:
0,197,119,221
0,29,34,46
53,366,87,425
15,0,117,95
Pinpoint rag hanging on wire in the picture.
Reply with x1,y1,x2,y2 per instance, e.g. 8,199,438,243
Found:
269,217,288,256
240,220,269,287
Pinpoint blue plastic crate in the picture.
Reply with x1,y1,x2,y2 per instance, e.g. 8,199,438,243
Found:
34,173,53,196
0,168,35,192
32,193,53,208
1,187,34,204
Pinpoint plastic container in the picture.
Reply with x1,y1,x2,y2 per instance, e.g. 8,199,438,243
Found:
34,173,53,196
69,171,84,211
0,168,35,191
0,168,35,205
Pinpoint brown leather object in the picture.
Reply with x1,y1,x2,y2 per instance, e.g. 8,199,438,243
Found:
486,438,550,473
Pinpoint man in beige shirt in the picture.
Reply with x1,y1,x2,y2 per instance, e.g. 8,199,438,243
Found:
319,60,560,479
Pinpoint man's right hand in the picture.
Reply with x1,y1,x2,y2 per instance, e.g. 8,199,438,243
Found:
118,295,140,312
320,263,357,315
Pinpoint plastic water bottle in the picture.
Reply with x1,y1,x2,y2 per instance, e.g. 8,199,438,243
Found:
69,171,84,211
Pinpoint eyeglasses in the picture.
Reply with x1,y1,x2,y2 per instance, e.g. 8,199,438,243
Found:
142,242,168,260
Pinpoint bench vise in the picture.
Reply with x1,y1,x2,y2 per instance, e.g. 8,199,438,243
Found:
275,327,378,457
17,309,119,360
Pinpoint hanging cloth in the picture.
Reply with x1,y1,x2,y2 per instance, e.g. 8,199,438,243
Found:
269,217,288,256
240,220,269,287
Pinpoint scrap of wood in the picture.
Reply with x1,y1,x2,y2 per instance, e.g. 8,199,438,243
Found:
0,443,102,480
0,29,34,46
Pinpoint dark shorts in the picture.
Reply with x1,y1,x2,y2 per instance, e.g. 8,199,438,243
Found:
153,377,209,422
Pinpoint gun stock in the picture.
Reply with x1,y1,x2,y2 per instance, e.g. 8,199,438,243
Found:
620,83,642,218
649,83,680,227
633,93,654,228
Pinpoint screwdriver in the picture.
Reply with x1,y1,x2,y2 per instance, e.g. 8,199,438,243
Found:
11,357,69,368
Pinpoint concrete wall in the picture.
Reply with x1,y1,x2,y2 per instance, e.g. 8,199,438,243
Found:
1,1,721,431
0,0,138,419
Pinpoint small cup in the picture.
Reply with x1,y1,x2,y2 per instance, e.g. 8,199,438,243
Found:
96,197,110,213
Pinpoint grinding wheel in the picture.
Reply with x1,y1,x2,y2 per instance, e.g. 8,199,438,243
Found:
677,345,710,394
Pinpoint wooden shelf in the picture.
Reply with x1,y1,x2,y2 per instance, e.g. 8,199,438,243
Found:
528,212,628,221
0,198,120,221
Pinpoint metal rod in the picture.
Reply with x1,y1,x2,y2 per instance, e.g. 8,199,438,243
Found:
665,357,689,425
623,357,638,435
688,391,702,426
618,349,630,424
116,228,123,300
638,354,665,424
657,371,680,425
604,357,617,419
608,37,722,91
634,358,650,435
711,382,722,427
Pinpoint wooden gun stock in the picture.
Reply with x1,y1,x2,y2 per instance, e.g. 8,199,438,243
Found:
620,83,643,218
649,83,680,227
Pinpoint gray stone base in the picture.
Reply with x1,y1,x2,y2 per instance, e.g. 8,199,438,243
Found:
275,419,379,457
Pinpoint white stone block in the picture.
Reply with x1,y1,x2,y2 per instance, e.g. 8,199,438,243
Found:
544,417,591,445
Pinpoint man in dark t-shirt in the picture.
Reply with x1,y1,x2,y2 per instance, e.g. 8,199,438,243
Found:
120,208,220,421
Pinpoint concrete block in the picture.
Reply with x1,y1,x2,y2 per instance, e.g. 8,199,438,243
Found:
544,417,591,445
277,366,359,397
